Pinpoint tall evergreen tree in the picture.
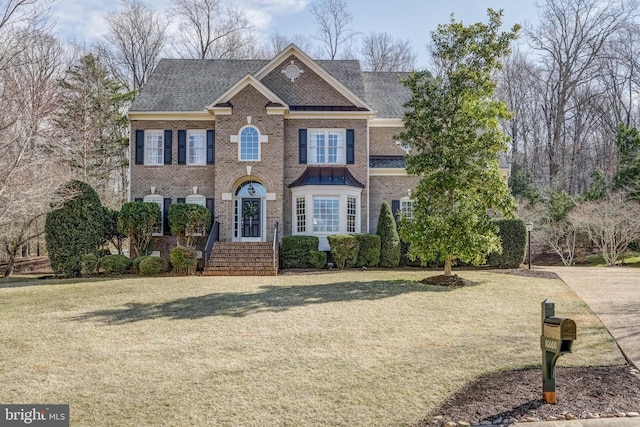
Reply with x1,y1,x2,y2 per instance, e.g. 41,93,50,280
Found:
56,53,134,206
613,123,640,199
397,9,519,276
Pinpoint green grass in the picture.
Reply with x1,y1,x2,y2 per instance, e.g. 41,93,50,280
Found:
0,270,625,426
581,251,640,267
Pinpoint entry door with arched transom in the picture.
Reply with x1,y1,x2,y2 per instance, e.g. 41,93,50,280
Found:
234,181,266,242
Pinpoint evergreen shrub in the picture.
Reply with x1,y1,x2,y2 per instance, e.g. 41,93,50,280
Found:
139,256,169,276
327,235,359,268
353,234,381,267
487,218,527,268
101,254,132,275
280,235,319,268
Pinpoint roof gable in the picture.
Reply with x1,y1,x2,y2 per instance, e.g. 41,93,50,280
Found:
256,44,372,111
207,74,288,110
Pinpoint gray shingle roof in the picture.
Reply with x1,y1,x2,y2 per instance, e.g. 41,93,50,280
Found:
362,72,411,118
130,59,268,112
130,58,410,118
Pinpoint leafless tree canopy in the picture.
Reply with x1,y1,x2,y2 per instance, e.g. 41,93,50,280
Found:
168,0,255,59
570,193,640,265
310,0,358,59
360,31,416,72
100,0,168,91
503,0,640,194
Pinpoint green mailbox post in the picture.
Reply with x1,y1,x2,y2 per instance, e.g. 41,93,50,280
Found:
540,298,577,404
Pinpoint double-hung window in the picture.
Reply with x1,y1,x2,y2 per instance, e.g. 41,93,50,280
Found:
309,129,345,164
145,130,163,165
188,130,206,165
400,199,415,220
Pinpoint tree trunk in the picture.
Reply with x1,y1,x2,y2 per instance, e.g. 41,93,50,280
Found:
444,257,452,277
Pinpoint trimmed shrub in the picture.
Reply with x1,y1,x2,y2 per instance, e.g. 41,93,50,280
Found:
118,202,161,259
169,203,212,247
487,218,527,269
45,181,107,277
309,251,327,269
327,235,359,268
280,235,319,268
81,253,99,277
353,234,381,267
139,256,169,276
132,255,151,273
170,246,197,275
101,254,132,275
376,201,401,268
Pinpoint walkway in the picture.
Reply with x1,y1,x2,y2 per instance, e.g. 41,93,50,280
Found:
525,267,640,427
545,266,640,369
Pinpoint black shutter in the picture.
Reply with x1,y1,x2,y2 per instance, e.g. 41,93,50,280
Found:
391,200,400,221
163,198,172,235
206,198,214,224
207,130,215,165
135,130,144,165
177,198,185,204
164,130,172,165
134,198,143,202
298,129,307,164
178,130,186,165
346,129,355,164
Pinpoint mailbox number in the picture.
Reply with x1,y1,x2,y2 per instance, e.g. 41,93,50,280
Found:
544,339,558,351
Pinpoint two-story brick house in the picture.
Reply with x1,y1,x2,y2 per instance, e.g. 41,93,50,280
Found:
128,44,421,272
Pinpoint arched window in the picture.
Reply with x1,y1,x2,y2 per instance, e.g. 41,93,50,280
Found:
239,126,259,161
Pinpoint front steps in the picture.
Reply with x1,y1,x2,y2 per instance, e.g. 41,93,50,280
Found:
203,242,278,276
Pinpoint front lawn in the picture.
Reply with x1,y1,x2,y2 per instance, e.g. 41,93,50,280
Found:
0,270,624,426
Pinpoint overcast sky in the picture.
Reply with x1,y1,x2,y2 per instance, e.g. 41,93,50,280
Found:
52,0,539,67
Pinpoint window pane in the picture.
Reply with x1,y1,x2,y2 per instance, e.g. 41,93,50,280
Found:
328,131,343,163
145,130,163,165
188,131,206,165
347,196,356,233
240,127,259,161
308,130,344,164
296,197,306,233
313,197,339,233
400,200,414,220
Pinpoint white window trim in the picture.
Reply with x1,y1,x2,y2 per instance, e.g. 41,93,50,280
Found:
308,128,346,165
290,185,362,251
234,125,268,162
187,130,206,165
143,194,164,236
145,129,164,165
400,197,415,221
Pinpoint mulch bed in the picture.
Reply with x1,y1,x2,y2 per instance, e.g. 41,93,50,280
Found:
420,366,640,426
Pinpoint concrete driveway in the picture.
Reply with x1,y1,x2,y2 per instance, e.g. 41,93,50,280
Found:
544,267,640,369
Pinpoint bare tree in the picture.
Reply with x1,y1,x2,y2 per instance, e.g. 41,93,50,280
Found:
526,0,638,189
258,30,316,59
0,28,68,276
310,0,358,59
168,0,255,59
99,0,168,92
360,31,416,71
571,192,640,266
